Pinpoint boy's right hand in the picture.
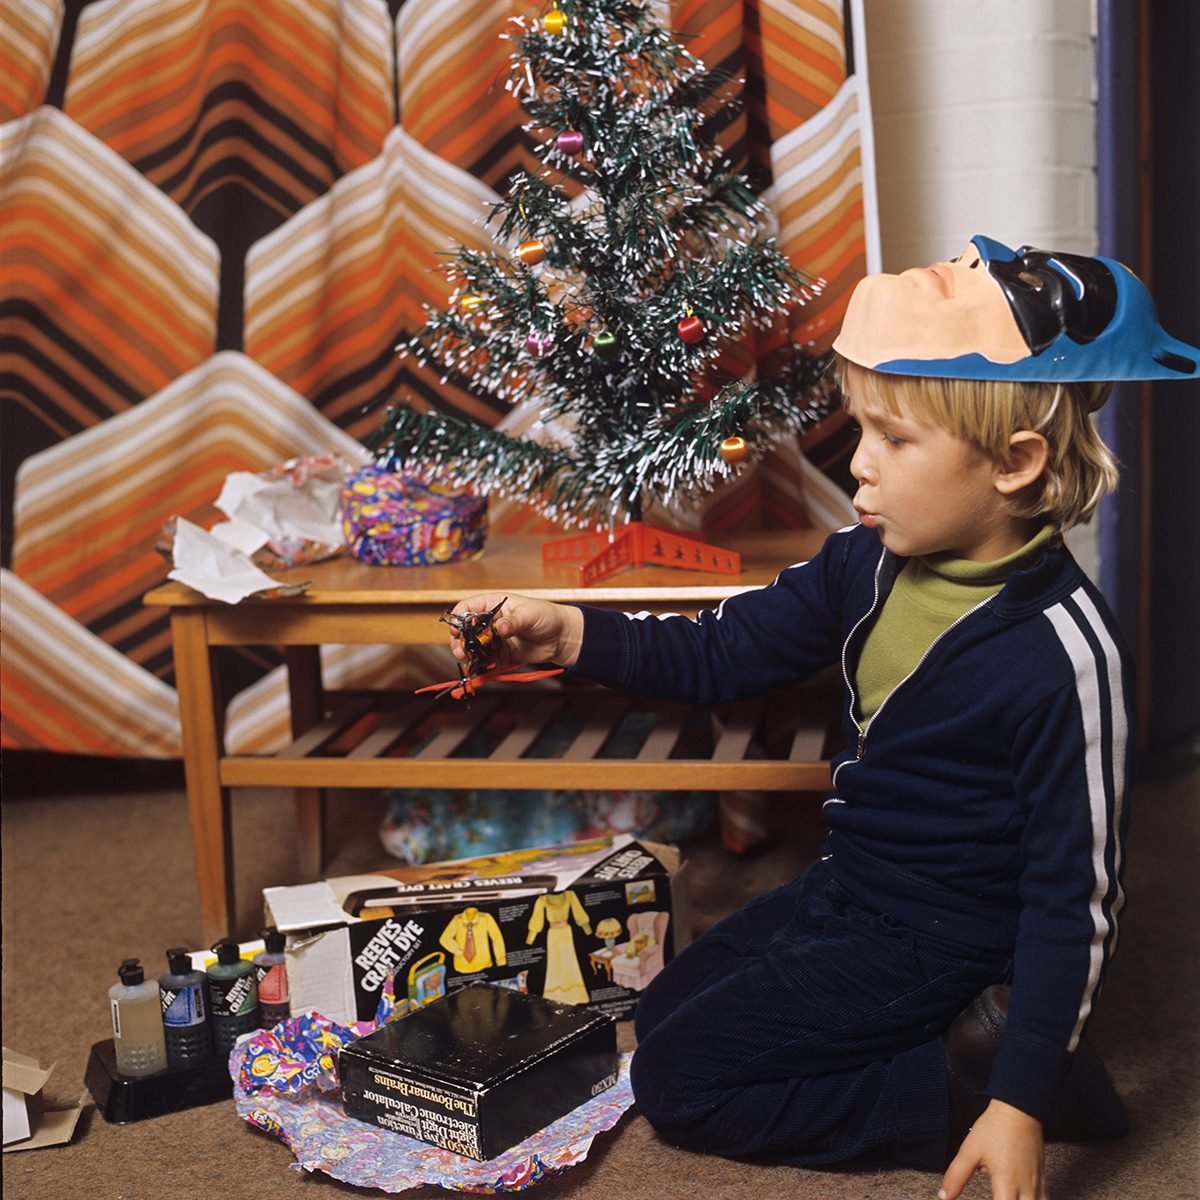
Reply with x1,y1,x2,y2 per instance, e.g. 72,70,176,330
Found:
939,1100,1047,1200
448,593,584,671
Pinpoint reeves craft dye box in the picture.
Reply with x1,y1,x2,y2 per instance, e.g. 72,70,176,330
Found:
339,983,618,1160
264,834,689,1026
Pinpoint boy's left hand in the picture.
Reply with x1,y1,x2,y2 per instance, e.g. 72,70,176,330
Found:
938,1099,1047,1200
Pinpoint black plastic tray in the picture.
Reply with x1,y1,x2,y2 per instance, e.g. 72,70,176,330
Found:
85,1039,233,1124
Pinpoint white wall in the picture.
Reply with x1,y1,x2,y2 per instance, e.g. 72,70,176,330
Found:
860,0,1101,575
862,0,1096,268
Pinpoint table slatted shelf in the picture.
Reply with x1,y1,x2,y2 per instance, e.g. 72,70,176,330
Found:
219,683,837,793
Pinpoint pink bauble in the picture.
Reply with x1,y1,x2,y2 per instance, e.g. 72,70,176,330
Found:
556,130,584,155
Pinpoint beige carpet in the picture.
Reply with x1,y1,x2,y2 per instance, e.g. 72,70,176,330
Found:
3,756,1197,1199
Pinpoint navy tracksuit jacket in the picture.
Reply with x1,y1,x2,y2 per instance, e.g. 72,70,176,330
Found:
571,522,1132,1161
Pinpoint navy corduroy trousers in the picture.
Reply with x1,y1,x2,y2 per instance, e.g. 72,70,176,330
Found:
630,858,1011,1170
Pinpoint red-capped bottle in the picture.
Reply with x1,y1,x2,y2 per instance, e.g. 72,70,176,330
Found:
253,927,290,1028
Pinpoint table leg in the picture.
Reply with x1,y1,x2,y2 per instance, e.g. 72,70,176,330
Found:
172,609,233,947
286,646,326,879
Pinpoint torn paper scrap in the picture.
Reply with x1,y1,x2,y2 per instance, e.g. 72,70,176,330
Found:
167,517,307,604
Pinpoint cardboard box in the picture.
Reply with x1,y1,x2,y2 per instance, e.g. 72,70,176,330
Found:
264,834,689,1026
3,1048,84,1152
339,983,618,1160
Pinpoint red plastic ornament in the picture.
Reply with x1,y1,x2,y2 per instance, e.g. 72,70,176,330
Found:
720,436,748,465
516,238,546,266
556,130,584,156
525,332,553,357
677,314,704,344
543,9,566,35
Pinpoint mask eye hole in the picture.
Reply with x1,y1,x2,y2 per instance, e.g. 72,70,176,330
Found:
1018,271,1044,289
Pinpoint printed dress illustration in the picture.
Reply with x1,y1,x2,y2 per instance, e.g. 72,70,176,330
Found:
525,890,592,1005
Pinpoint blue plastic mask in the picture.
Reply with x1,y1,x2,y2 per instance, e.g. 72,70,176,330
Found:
835,234,1198,383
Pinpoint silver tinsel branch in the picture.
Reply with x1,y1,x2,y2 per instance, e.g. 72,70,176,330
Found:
372,0,836,530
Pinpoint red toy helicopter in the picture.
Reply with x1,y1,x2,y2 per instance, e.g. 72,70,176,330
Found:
415,598,563,700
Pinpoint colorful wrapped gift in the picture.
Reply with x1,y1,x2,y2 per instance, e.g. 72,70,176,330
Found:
341,466,487,566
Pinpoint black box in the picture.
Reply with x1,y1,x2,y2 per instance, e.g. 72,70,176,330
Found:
339,984,618,1160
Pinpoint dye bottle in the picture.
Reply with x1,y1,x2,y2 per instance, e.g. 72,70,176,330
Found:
109,958,168,1077
206,939,260,1059
160,947,214,1067
253,927,291,1028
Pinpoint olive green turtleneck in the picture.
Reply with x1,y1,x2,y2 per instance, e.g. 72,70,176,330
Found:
855,525,1059,725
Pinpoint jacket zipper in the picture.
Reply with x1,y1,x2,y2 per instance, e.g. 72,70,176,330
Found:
835,552,886,777
831,556,996,789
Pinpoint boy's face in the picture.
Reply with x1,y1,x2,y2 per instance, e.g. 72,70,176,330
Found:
834,241,1030,369
846,390,1022,562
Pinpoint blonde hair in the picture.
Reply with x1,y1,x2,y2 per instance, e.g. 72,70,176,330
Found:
833,355,1120,530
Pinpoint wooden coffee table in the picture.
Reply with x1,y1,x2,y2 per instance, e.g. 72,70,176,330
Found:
145,530,834,944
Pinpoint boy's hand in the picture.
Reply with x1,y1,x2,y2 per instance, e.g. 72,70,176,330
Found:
449,593,583,671
939,1100,1047,1200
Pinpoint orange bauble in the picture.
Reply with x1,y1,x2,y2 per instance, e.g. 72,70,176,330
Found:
516,238,546,266
720,436,748,464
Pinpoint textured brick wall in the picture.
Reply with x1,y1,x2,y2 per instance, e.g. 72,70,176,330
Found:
859,0,1101,576
862,0,1096,269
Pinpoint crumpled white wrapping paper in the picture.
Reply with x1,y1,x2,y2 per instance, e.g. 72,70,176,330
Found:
166,456,350,601
166,517,294,603
214,463,345,549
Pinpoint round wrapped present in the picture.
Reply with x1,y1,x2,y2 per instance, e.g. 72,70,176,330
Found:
340,467,487,566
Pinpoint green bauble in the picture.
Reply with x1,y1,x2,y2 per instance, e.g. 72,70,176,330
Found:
593,330,618,359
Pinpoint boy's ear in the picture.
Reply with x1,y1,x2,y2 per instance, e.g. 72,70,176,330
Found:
994,430,1049,495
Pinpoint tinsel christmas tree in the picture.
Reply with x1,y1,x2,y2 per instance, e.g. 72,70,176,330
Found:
372,0,834,577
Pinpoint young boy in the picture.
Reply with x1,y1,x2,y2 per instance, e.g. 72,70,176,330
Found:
443,236,1198,1200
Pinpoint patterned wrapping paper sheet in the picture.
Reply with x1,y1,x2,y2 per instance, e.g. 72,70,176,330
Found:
232,1041,636,1193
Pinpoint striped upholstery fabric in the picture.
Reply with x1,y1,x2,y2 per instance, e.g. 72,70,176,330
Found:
1,0,875,757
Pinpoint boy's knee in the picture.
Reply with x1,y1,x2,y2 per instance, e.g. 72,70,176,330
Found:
630,1028,718,1141
631,962,683,1042
632,989,667,1043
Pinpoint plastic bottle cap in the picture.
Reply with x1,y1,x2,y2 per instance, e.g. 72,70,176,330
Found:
212,939,241,964
118,959,145,985
261,927,286,954
167,948,192,975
